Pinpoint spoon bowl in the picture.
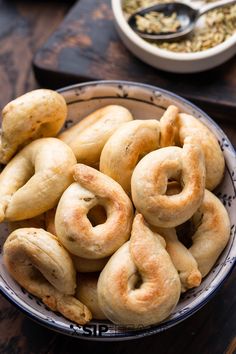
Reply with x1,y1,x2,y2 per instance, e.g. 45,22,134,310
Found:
128,3,197,41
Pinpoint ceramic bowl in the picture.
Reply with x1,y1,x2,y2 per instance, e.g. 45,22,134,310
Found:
111,0,236,73
0,80,235,340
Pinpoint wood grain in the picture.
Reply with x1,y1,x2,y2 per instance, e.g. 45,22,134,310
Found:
0,0,72,109
33,0,236,121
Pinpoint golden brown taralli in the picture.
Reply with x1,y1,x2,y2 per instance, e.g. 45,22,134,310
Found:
150,179,202,291
0,91,230,329
156,227,202,292
76,273,107,320
0,89,67,164
100,119,160,195
189,189,230,277
97,214,181,327
173,111,224,190
0,138,76,222
3,228,92,325
55,164,134,259
131,137,206,228
59,105,133,166
159,105,179,147
46,207,109,272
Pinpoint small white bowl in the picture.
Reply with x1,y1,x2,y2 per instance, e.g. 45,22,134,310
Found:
111,0,236,73
0,81,235,340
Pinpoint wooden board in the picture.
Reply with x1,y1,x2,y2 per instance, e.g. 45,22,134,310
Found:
34,0,236,119
33,0,236,122
0,0,73,109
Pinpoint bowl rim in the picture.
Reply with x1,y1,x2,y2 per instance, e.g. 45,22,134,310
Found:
0,263,235,341
111,0,236,61
0,79,236,341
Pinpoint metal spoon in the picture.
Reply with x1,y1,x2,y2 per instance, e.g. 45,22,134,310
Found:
128,0,236,41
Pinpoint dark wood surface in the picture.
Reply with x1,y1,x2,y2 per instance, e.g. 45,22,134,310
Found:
0,1,236,353
33,0,236,122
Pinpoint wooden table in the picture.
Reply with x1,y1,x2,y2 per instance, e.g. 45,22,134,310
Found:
0,1,235,353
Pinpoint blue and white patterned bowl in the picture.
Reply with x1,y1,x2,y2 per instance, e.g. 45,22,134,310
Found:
0,81,235,340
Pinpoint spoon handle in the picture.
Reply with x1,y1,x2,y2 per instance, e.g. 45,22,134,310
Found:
198,0,236,16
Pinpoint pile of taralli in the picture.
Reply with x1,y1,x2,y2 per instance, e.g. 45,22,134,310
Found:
2,89,230,327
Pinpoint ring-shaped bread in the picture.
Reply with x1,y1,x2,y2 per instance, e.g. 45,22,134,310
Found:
75,273,107,320
45,207,109,272
3,228,92,324
131,137,205,228
189,189,230,277
149,181,202,292
55,164,134,259
100,119,160,195
156,227,202,292
177,113,225,190
159,105,179,147
0,138,76,222
59,105,133,166
0,89,67,164
97,214,181,327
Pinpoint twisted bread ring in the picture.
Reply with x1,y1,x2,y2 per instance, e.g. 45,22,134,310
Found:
189,189,230,277
177,112,224,190
99,120,160,195
3,228,92,324
97,214,181,326
0,138,76,222
131,137,205,228
55,164,134,259
59,105,133,166
150,182,202,292
47,205,107,233
0,89,67,164
46,207,109,272
159,105,179,147
9,208,108,273
75,273,107,320
156,227,202,292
